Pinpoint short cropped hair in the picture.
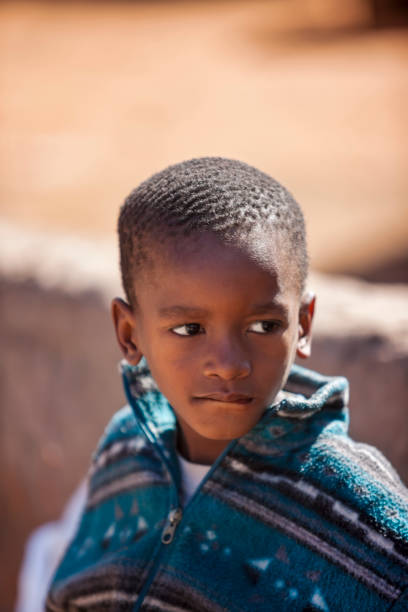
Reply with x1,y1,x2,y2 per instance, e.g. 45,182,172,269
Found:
118,157,308,304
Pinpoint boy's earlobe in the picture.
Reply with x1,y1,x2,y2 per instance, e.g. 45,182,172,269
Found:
111,298,143,365
296,292,316,360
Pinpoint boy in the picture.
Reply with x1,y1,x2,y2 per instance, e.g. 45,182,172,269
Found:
46,157,408,611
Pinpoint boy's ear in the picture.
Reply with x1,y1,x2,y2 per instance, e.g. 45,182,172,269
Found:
296,292,315,360
111,298,143,365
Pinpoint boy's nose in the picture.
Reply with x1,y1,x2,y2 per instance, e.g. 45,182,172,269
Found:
203,337,251,381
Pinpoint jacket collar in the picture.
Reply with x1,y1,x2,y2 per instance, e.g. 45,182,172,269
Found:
120,359,349,457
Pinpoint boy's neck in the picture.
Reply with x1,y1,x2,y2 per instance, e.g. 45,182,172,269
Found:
176,420,230,465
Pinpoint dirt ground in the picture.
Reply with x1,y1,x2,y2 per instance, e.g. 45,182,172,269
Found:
1,0,407,278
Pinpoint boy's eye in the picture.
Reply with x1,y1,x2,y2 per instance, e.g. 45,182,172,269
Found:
248,320,280,334
171,323,203,336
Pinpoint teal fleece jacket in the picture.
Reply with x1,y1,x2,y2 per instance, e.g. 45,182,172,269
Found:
46,361,408,611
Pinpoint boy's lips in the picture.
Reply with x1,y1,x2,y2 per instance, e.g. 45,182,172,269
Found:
193,392,253,404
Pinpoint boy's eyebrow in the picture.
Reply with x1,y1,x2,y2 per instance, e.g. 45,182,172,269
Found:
158,305,209,318
158,302,289,318
250,301,289,317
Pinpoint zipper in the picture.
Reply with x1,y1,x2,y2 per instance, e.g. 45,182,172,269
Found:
129,430,237,611
122,368,183,611
132,505,183,611
161,507,183,544
122,364,237,610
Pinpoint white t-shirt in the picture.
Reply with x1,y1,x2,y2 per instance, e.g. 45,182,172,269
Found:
177,452,212,505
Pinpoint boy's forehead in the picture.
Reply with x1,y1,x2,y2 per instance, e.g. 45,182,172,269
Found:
146,227,274,265
138,227,298,294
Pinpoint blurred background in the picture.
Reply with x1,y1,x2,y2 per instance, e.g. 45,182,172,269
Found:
1,1,407,609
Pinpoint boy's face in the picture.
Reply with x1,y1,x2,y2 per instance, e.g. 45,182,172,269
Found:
113,232,314,463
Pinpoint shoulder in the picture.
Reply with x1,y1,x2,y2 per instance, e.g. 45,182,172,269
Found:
302,428,408,542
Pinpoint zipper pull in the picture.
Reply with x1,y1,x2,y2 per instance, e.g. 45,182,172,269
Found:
161,508,183,544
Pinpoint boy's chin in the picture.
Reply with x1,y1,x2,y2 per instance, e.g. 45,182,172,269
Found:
195,420,260,442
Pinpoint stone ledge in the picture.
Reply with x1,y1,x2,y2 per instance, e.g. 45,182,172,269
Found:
0,221,119,302
2,220,407,346
311,272,408,353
